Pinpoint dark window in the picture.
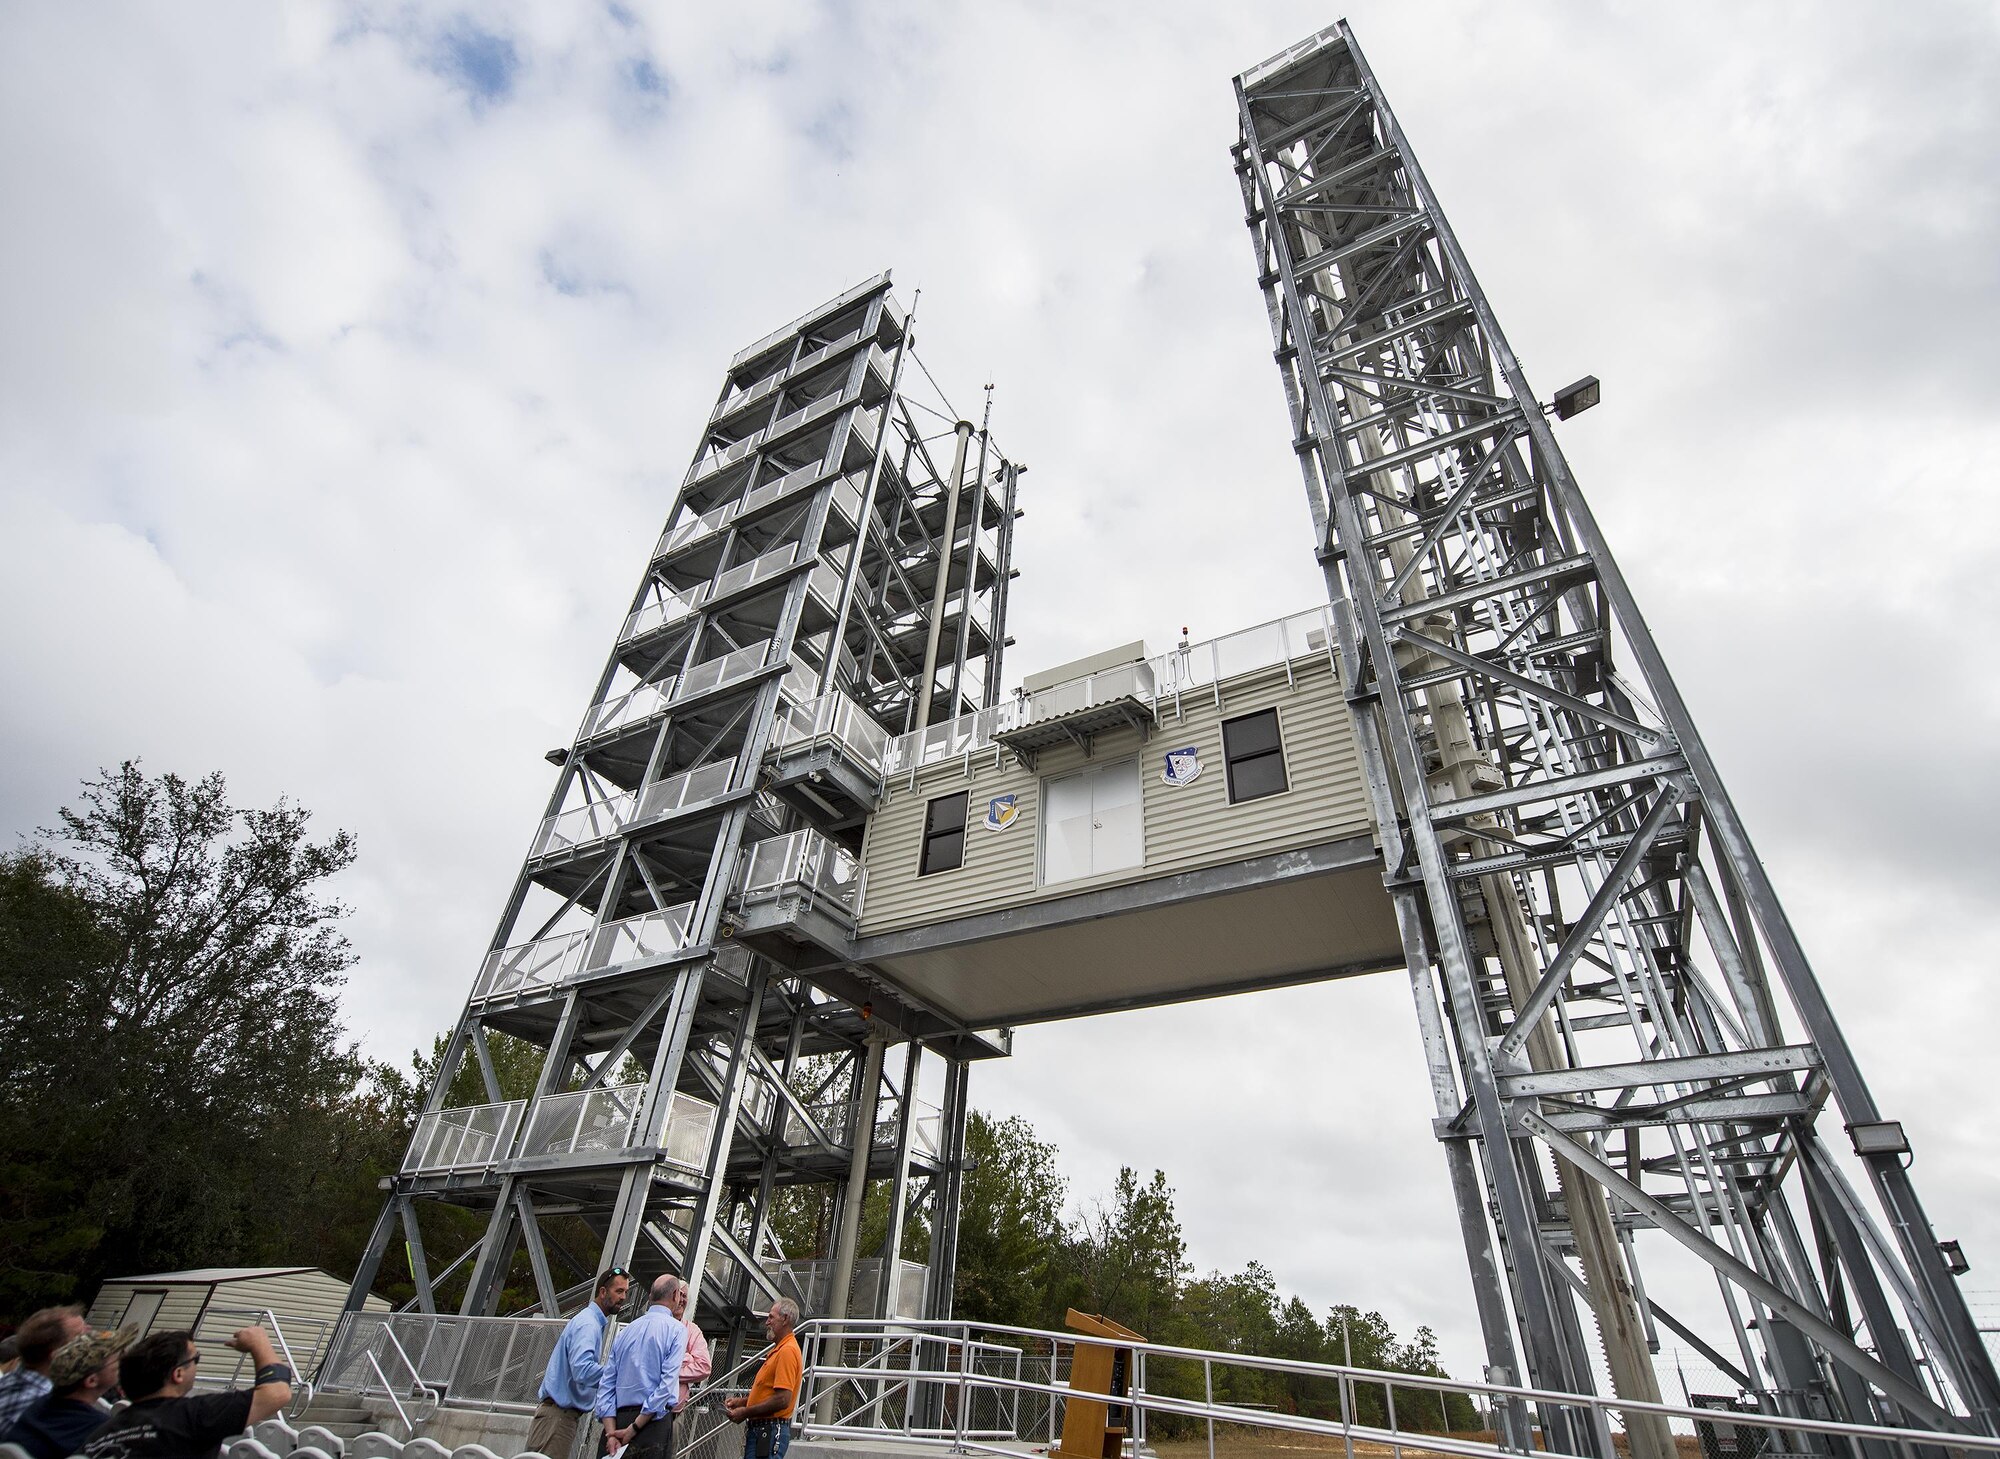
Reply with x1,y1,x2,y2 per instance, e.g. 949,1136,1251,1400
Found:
1223,709,1288,803
920,791,969,876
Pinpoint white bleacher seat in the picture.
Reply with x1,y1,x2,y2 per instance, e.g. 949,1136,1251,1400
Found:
253,1417,300,1455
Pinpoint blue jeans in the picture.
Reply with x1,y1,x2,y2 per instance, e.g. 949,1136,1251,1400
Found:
745,1419,790,1459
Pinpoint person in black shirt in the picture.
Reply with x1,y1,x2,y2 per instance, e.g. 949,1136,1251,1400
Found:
82,1326,293,1459
3,1326,133,1459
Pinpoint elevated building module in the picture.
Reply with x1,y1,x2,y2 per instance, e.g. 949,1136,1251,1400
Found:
741,607,1405,1028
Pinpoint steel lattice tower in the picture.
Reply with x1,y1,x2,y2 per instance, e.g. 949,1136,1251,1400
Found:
1235,24,2000,1451
344,275,1017,1361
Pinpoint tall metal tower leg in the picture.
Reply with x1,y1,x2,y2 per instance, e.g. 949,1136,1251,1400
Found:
1234,22,1999,1440
683,967,768,1315
924,1055,970,1322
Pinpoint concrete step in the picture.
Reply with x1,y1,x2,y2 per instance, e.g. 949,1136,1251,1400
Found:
304,1420,378,1439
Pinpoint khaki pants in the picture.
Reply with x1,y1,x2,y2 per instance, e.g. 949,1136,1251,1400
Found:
528,1400,587,1459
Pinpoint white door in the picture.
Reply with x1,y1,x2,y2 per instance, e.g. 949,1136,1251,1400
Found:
120,1291,167,1334
1042,759,1143,884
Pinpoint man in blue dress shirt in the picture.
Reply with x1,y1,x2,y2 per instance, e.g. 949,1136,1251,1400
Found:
596,1276,688,1458
529,1269,632,1459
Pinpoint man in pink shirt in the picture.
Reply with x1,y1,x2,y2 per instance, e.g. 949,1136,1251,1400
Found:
667,1279,711,1416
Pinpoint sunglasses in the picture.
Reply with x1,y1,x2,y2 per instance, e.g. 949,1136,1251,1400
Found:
180,1353,201,1369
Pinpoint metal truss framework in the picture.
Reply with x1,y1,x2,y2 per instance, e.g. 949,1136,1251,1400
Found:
1235,24,2000,1453
343,275,1018,1364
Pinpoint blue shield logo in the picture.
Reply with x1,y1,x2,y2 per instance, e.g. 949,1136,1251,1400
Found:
1162,746,1203,787
983,794,1021,831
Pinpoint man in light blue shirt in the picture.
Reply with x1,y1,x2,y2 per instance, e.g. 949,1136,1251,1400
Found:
528,1269,631,1459
596,1276,688,1458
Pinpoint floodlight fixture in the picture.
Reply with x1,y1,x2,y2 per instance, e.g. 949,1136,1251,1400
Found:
544,747,569,766
1847,1120,1911,1157
1550,375,1601,419
1938,1239,1970,1275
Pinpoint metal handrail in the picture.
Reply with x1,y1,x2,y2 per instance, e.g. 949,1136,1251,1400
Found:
377,1323,443,1426
198,1307,320,1415
675,1339,783,1459
364,1350,414,1438
790,1316,2000,1459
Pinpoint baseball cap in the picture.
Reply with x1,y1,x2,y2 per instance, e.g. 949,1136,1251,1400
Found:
50,1327,138,1387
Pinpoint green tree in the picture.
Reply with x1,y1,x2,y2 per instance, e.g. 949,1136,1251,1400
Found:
954,1111,1068,1325
1065,1166,1187,1339
0,762,378,1311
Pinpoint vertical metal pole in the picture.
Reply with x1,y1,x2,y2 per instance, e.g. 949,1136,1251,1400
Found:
985,462,1022,706
879,1041,924,1318
819,1031,890,1423
948,391,993,715
685,969,770,1318
924,1056,971,1321
915,422,975,730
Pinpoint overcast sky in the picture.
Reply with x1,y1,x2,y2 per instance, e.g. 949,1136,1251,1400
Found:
5,0,2000,1387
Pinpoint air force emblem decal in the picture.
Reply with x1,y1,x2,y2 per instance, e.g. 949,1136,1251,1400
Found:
983,794,1022,831
1162,745,1203,787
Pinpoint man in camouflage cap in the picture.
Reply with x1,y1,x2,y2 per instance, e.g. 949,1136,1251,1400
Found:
0,1325,134,1459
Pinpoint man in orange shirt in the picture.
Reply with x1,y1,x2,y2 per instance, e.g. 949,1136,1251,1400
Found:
724,1299,801,1459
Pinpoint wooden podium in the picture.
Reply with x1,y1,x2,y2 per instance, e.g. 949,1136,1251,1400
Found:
1054,1309,1146,1459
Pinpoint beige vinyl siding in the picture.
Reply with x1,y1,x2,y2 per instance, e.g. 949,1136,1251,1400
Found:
88,1271,384,1366
203,1271,380,1367
88,1283,209,1335
860,656,1371,936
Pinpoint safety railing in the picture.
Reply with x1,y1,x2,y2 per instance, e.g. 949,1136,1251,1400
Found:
709,541,805,604
881,602,1340,775
658,461,818,559
788,1315,2000,1459
582,680,674,740
473,928,591,1002
1152,602,1335,700
472,898,700,1006
781,1096,939,1156
735,828,862,915
589,902,698,969
807,556,845,613
517,1083,645,1160
712,365,783,423
319,1312,554,1417
637,760,737,822
514,1083,717,1168
656,461,869,567
774,1261,930,1321
1014,659,1156,729
660,1090,720,1169
531,793,636,860
676,640,774,703
403,1100,527,1174
769,689,891,772
619,584,705,642
686,385,854,486
730,273,886,370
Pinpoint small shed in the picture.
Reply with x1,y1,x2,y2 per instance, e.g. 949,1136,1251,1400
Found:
87,1268,388,1377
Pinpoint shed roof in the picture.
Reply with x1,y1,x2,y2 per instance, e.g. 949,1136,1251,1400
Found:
106,1268,319,1285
